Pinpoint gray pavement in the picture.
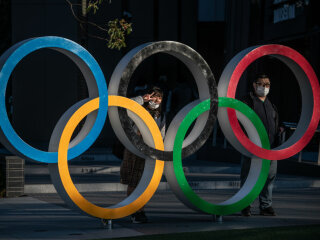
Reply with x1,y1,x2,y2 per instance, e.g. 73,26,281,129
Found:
1,188,320,239
5,150,318,239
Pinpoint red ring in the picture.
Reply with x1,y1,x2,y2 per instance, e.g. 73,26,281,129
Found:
227,45,320,160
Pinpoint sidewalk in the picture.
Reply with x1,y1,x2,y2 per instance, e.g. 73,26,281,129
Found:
1,188,320,240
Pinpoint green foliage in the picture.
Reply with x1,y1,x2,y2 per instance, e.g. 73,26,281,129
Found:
107,19,133,50
86,0,105,14
80,0,132,50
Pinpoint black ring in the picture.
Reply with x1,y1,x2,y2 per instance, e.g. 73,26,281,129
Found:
110,41,218,161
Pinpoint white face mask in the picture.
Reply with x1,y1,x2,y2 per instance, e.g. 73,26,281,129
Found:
148,101,160,109
255,85,269,97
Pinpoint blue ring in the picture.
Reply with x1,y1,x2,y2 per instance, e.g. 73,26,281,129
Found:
0,36,108,163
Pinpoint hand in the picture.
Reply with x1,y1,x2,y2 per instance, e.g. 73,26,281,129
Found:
143,92,155,102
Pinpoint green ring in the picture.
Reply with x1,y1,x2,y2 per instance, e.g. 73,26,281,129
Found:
173,97,270,215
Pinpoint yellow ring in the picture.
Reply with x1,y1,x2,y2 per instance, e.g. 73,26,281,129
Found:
58,95,164,219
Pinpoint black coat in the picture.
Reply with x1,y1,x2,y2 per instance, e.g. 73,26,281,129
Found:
241,92,280,147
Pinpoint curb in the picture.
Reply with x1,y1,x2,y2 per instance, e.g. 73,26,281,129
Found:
25,165,121,175
24,179,320,194
25,165,240,175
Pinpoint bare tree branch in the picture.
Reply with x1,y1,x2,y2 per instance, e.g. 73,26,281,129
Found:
65,0,108,33
78,22,108,41
65,0,132,50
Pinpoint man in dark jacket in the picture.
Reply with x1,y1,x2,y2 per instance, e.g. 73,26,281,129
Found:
240,74,281,217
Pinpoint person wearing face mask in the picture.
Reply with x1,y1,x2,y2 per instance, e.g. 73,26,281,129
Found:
240,74,282,217
120,86,166,223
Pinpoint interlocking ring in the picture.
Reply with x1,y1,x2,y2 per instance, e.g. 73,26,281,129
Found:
168,97,270,215
108,41,218,161
0,37,319,219
57,96,164,219
218,45,320,160
0,36,108,163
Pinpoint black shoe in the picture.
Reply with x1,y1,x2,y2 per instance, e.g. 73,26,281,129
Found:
241,206,251,217
131,211,148,223
260,206,276,216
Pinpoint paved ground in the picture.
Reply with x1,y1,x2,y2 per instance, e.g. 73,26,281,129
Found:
3,149,320,239
1,188,320,240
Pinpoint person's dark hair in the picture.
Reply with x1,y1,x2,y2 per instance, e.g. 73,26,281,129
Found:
148,86,163,98
255,73,270,83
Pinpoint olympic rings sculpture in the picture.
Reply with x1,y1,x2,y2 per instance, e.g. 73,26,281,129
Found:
0,36,319,219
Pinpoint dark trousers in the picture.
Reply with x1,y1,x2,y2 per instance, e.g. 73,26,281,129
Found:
240,155,277,209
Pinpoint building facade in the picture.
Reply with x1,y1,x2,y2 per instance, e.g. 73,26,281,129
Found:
1,0,319,150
